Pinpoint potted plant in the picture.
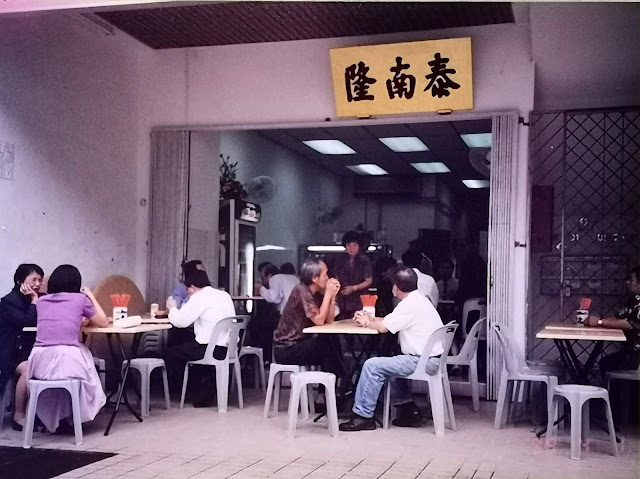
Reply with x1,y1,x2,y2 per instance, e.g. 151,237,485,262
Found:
219,154,247,200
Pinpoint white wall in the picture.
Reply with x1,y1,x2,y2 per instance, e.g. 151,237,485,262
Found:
219,130,343,268
530,3,640,110
0,13,156,293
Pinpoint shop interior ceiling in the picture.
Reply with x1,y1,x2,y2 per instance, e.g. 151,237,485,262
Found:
256,119,492,182
95,2,514,49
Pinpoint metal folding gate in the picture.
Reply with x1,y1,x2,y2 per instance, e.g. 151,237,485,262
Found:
527,107,640,383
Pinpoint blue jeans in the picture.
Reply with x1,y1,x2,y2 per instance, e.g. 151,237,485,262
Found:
352,355,439,418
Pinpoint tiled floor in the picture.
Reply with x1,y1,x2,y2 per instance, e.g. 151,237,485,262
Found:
0,389,637,479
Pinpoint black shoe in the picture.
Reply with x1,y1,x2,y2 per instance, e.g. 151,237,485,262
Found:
12,419,44,432
392,402,425,428
339,414,376,432
11,419,23,432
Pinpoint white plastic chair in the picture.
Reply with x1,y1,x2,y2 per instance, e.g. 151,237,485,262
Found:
492,323,558,444
239,346,266,391
550,384,618,460
383,323,458,436
287,371,338,438
461,298,486,339
23,379,83,448
179,315,249,413
448,318,485,412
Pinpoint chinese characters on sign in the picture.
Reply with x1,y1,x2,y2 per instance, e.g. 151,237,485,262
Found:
331,38,472,117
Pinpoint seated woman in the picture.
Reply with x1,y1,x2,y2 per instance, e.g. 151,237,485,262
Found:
0,264,44,430
13,265,108,433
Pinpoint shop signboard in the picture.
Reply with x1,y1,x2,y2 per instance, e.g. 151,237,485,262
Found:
330,37,473,117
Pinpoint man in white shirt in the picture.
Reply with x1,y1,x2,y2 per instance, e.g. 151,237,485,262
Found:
259,264,299,314
339,267,443,432
164,269,236,405
402,249,439,307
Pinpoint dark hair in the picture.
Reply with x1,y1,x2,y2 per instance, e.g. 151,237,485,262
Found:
393,267,418,293
257,262,274,273
263,264,280,278
13,263,44,289
181,260,203,276
401,249,422,269
280,263,296,275
48,265,82,294
184,269,211,289
341,231,360,248
300,258,324,286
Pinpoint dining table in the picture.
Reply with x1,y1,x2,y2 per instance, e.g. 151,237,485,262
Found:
25,321,172,436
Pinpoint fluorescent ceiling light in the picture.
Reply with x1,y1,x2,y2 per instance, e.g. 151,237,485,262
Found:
302,139,356,155
379,137,429,152
462,179,490,189
461,133,492,148
307,245,379,253
256,245,286,251
346,164,388,175
411,162,450,174
308,245,346,252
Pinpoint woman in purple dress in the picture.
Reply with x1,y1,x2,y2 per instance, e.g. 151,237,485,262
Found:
13,265,108,432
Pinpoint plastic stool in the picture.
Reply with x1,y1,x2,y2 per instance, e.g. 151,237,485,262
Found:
23,379,83,448
264,364,311,418
0,379,14,431
93,357,106,391
123,358,170,417
240,346,266,391
287,371,338,438
550,384,618,460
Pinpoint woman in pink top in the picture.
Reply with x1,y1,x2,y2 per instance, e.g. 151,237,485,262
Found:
13,265,108,432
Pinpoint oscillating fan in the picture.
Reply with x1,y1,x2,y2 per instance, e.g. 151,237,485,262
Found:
246,176,277,203
469,147,491,178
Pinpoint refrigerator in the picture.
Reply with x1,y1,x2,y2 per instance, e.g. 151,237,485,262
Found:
218,199,260,297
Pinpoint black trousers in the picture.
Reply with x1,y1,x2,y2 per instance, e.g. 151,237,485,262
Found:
274,335,346,380
599,349,640,382
163,337,227,402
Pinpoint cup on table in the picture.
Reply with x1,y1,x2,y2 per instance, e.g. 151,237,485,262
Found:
362,306,375,318
576,309,589,325
150,303,159,318
113,306,128,323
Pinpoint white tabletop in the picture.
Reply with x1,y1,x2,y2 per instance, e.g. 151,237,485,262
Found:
303,319,379,335
543,322,611,333
536,326,626,341
24,324,172,334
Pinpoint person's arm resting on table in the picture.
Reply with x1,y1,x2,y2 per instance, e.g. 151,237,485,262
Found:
309,279,340,326
83,287,108,328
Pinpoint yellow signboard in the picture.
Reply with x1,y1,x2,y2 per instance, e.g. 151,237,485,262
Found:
330,37,473,117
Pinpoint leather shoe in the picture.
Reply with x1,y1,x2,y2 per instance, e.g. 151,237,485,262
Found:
339,414,376,432
392,402,425,428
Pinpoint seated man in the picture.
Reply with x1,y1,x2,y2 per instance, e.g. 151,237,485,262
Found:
401,249,439,307
273,257,345,379
339,267,444,431
170,259,206,308
165,269,235,405
587,266,640,380
260,264,299,315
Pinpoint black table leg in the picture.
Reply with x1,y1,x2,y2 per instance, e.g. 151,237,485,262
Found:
104,333,143,436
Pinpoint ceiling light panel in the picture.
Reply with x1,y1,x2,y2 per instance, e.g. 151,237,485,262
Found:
379,137,429,152
302,139,356,155
462,179,490,189
346,164,388,175
411,162,450,174
461,133,492,148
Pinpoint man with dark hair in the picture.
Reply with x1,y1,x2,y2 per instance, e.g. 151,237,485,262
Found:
587,266,640,380
402,249,439,307
260,264,299,315
273,258,345,379
280,263,296,276
165,269,235,405
339,267,444,431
